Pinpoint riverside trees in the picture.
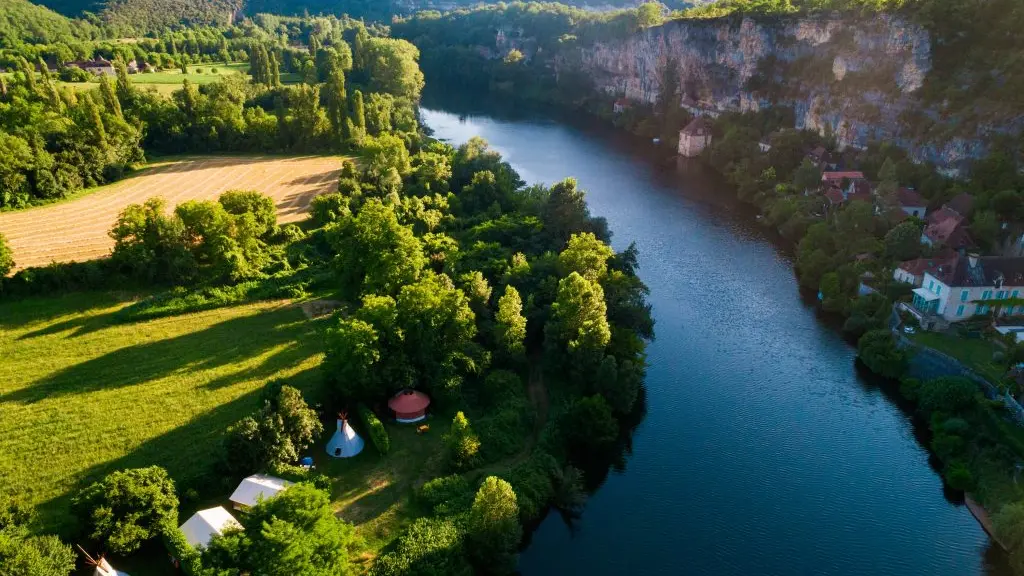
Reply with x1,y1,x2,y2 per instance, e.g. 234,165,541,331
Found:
313,133,652,574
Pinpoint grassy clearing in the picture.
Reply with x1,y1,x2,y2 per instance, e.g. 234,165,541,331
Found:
0,291,324,531
911,331,1007,383
318,420,448,566
58,63,302,95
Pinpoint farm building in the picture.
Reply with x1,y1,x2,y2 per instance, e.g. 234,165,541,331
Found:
389,389,431,423
179,506,242,549
229,474,292,510
326,415,364,458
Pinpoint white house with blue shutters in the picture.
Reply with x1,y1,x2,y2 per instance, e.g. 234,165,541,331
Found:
905,254,1024,324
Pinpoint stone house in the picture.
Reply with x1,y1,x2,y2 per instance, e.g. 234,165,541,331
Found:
67,57,115,76
677,117,712,158
894,187,927,219
901,253,1024,325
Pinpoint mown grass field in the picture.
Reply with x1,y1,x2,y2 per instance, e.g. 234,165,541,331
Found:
0,292,325,531
56,63,303,94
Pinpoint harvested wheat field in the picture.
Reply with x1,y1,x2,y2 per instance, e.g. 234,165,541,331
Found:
0,155,343,271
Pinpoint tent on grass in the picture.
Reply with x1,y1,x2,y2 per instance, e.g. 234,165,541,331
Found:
178,506,243,549
94,557,129,576
78,545,129,576
326,413,364,458
388,389,430,423
229,474,292,510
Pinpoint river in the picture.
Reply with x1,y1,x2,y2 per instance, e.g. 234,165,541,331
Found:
421,102,1009,576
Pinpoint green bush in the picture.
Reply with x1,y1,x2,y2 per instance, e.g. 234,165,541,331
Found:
72,466,179,555
359,403,390,455
944,460,975,491
476,398,530,463
370,517,472,576
857,330,909,379
162,524,203,575
917,377,978,415
502,451,557,522
311,193,350,226
418,474,473,515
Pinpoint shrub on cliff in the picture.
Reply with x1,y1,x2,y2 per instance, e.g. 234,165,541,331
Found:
857,330,909,380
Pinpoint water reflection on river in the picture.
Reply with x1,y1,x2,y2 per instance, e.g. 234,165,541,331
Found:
421,98,1007,576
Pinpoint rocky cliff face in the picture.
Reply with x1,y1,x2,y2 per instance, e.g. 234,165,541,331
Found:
562,15,990,173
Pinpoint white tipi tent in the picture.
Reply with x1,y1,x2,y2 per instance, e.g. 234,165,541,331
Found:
94,557,129,576
326,414,364,458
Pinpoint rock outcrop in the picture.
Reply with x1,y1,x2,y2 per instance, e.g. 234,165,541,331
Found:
559,15,999,173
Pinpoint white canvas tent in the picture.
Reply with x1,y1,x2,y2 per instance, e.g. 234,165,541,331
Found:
326,417,364,458
229,474,292,510
179,506,242,549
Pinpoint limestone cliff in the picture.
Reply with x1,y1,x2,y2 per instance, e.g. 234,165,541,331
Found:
558,15,997,173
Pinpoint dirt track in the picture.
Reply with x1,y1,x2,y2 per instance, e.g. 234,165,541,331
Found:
0,156,342,271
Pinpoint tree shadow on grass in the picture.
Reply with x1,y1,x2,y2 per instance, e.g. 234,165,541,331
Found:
1,306,319,404
336,481,407,526
35,364,322,535
15,306,125,341
0,292,128,331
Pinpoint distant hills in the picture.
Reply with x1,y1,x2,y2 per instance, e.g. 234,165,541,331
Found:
14,0,675,36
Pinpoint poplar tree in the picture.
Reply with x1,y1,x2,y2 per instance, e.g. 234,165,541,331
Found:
17,57,37,95
325,64,347,141
352,89,366,130
269,51,281,86
99,74,123,119
115,58,133,103
81,93,106,145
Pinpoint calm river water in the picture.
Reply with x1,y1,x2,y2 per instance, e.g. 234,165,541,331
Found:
421,102,1006,576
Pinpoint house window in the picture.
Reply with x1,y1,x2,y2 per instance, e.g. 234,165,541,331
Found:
980,305,990,314
1014,290,1020,299
961,290,969,302
937,286,942,296
983,290,992,300
957,305,965,317
998,290,1006,299
929,280,934,291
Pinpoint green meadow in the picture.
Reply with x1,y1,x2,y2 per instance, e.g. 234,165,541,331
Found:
0,292,324,530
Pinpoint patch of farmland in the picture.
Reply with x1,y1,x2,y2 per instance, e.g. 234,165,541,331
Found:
0,155,342,271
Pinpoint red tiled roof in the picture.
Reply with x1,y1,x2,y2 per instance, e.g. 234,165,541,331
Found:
923,210,973,249
899,253,956,277
896,187,925,208
822,171,865,182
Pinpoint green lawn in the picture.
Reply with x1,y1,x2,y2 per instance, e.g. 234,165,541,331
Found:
318,420,448,567
58,63,302,95
911,331,1007,383
0,292,324,531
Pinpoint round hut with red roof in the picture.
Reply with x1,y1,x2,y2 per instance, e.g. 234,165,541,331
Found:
388,389,431,423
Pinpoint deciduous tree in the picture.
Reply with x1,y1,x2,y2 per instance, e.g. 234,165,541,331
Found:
466,477,521,574
72,466,178,555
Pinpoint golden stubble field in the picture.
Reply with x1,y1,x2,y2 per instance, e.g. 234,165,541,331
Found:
0,155,343,271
